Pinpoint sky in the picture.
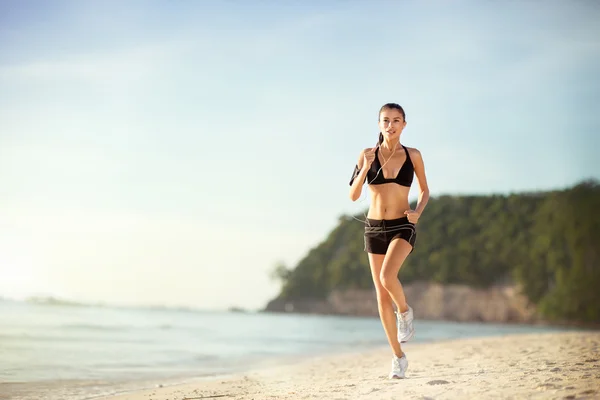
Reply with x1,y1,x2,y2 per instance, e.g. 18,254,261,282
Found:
1,0,599,310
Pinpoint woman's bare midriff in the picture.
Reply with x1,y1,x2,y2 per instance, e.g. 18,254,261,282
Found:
366,184,411,220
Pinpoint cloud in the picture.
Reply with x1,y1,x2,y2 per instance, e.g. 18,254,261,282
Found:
0,40,191,83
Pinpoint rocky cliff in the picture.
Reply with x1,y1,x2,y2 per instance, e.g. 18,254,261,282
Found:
264,282,539,323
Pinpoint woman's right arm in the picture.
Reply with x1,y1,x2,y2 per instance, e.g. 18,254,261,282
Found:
349,149,370,202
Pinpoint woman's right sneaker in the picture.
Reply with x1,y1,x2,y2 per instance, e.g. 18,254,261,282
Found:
396,305,415,343
389,353,408,379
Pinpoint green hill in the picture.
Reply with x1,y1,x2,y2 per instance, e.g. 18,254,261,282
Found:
270,180,600,323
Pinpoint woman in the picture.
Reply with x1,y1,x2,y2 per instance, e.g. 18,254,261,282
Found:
348,103,430,379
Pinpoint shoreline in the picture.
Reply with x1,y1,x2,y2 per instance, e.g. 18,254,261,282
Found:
260,309,600,330
95,331,599,400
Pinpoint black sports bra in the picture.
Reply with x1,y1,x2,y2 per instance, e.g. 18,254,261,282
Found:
349,145,414,187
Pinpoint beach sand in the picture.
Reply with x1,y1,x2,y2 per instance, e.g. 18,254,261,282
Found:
100,331,599,400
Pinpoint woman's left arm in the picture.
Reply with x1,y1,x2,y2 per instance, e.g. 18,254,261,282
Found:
405,148,430,223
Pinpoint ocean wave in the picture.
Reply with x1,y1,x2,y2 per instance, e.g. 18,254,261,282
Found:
61,323,128,331
61,323,176,331
24,296,92,307
0,332,154,344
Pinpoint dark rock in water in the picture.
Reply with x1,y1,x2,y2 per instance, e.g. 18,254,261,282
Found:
427,380,450,385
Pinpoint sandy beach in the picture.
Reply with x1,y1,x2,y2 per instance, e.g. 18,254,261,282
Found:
98,331,599,400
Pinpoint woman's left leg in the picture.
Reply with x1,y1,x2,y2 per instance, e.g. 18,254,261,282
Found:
379,237,414,377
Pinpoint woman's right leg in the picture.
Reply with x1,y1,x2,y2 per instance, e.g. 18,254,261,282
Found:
368,252,403,358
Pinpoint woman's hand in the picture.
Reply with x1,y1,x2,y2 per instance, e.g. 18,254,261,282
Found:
362,147,376,169
404,209,420,224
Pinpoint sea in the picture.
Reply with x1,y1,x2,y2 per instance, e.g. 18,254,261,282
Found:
0,298,578,400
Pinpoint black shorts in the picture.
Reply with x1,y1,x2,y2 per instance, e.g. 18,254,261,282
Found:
364,217,417,255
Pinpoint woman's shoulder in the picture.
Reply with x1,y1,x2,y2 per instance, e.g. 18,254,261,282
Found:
404,145,422,157
403,145,421,156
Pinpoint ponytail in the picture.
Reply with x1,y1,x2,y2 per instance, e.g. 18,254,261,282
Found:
378,132,383,145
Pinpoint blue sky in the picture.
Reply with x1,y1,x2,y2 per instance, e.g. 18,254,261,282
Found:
1,0,598,310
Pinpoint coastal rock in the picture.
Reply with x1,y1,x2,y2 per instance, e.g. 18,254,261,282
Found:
264,282,540,323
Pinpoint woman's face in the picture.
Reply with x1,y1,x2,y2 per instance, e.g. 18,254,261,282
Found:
378,109,406,142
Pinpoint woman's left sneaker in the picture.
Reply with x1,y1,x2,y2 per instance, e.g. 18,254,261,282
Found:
396,305,415,343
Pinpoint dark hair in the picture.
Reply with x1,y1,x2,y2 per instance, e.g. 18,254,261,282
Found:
378,103,406,144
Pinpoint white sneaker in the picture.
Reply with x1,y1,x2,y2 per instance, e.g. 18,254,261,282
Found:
396,306,415,343
389,353,408,379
